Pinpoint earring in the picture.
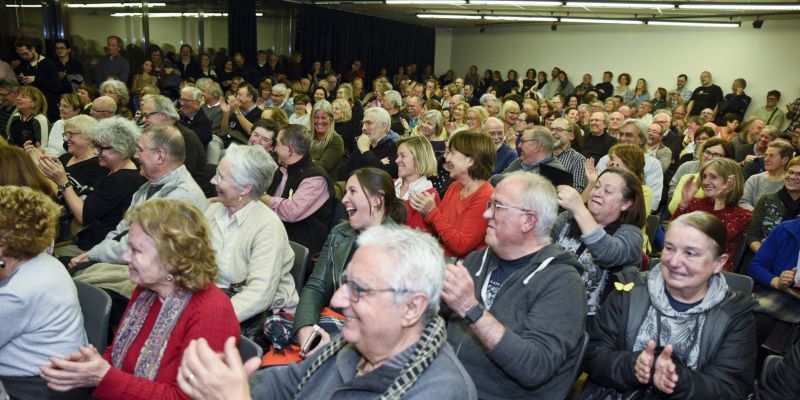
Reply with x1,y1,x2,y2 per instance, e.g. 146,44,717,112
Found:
166,273,174,281
0,260,5,269
238,195,243,202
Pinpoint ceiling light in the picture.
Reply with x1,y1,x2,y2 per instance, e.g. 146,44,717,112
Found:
469,0,562,5
417,13,482,18
484,15,558,21
648,20,740,27
678,3,800,11
6,4,42,7
565,2,675,10
560,17,644,24
388,0,466,4
111,12,263,17
68,3,166,8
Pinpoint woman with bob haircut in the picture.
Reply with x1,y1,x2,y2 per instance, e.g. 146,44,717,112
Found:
0,186,86,400
580,211,756,399
44,93,84,156
99,79,132,120
41,199,240,399
673,158,751,271
8,86,49,147
293,168,407,356
49,117,146,257
395,135,441,232
331,98,359,155
555,168,645,317
411,130,495,257
309,100,345,179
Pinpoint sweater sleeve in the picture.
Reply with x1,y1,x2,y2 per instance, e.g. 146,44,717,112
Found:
739,175,759,211
267,176,330,222
315,135,344,177
747,224,790,287
425,183,491,258
745,195,769,247
583,224,643,269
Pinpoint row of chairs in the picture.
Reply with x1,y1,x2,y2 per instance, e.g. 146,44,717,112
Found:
73,241,312,359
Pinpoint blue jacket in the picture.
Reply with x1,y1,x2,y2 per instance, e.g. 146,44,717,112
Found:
748,219,800,288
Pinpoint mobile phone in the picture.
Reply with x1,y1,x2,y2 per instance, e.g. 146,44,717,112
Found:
301,326,322,353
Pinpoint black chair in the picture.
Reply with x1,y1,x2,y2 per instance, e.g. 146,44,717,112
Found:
289,241,310,293
760,354,783,387
731,234,748,274
571,331,591,383
645,215,660,249
73,280,112,354
721,271,754,295
239,335,263,361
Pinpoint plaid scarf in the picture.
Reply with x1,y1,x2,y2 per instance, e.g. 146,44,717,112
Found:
294,315,447,399
111,288,192,380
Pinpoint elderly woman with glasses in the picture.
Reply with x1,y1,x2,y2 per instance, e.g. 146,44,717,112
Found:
43,93,84,156
42,199,240,400
48,117,146,257
206,144,298,337
177,225,477,400
99,79,133,119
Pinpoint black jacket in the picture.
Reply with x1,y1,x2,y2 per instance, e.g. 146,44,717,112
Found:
339,135,398,180
582,269,756,399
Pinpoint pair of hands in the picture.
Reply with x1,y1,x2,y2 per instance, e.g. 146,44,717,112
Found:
40,344,111,391
680,174,735,210
635,341,680,394
408,191,436,216
772,267,797,291
177,337,260,400
19,75,36,85
22,141,69,185
220,95,241,114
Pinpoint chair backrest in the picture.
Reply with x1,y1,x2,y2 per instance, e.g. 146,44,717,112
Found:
731,233,748,273
239,335,263,361
571,331,591,383
760,354,783,387
289,241,310,293
73,280,112,354
722,271,754,295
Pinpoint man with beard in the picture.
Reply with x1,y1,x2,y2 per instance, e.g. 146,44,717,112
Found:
551,118,587,192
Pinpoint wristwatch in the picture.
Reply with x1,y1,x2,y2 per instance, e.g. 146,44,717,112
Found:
57,181,73,194
463,303,485,325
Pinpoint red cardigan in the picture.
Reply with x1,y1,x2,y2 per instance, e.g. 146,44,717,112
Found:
404,187,441,233
672,198,752,271
93,285,240,399
425,181,493,258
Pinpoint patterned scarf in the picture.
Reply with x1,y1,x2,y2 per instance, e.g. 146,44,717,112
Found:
111,288,193,381
294,315,447,399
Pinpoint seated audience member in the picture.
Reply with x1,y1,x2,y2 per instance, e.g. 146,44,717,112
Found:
491,126,573,187
581,211,756,399
44,93,83,156
555,168,645,317
746,157,800,253
248,118,280,156
752,90,786,131
741,126,781,178
45,117,146,257
69,125,208,300
270,83,294,117
596,119,663,212
645,122,673,172
140,94,216,197
673,158,751,271
99,79,133,119
582,111,618,163
0,78,20,137
207,144,298,331
668,136,735,209
340,107,398,179
0,146,56,198
33,114,107,191
411,131,494,258
221,83,262,144
42,199,240,399
89,96,117,121
288,94,310,127
265,124,334,255
261,106,289,127
8,86,49,148
177,225,477,400
309,100,345,179
749,219,800,358
331,98,359,155
293,168,406,355
444,172,586,398
179,86,213,148
395,135,441,232
0,186,87,400
414,109,447,148
484,116,517,174
677,124,713,165
551,117,588,192
739,140,793,210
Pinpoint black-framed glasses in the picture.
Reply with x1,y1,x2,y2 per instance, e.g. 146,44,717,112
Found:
486,199,533,217
141,111,160,119
338,273,410,303
63,131,81,139
95,142,115,153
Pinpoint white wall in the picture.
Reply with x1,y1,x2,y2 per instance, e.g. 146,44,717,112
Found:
437,19,800,121
434,28,453,73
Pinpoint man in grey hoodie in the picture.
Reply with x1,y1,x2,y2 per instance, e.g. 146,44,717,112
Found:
442,171,588,399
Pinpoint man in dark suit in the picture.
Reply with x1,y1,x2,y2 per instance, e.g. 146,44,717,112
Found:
179,86,213,149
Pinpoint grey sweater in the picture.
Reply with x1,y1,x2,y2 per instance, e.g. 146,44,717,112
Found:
447,244,587,400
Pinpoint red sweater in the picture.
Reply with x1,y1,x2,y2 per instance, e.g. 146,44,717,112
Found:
404,187,441,233
93,285,240,400
672,198,752,271
425,181,493,258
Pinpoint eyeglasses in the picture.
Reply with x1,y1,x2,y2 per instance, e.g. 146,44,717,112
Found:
551,127,568,134
179,97,197,103
786,170,800,178
703,150,725,159
486,199,532,217
95,143,115,153
55,46,68,51
338,273,410,303
213,169,228,182
141,111,160,119
63,131,81,139
520,138,538,145
91,107,113,114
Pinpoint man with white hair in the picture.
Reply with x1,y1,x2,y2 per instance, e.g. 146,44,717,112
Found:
340,107,398,179
646,122,672,172
270,83,294,117
179,86,212,148
491,126,572,187
381,89,407,135
141,94,215,197
582,111,617,162
443,172,586,399
198,79,223,136
484,117,517,174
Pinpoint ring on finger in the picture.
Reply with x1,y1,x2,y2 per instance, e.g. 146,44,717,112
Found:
187,372,195,382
